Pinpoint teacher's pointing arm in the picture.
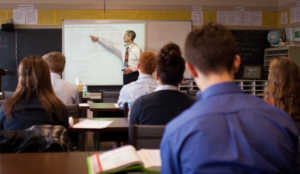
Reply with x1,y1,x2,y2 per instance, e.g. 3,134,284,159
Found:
89,35,123,53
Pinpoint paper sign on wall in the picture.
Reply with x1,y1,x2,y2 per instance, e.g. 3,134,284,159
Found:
280,12,288,25
26,9,38,24
18,5,34,9
229,11,240,25
251,11,262,26
235,7,245,11
217,11,228,25
193,6,202,11
192,11,203,25
240,11,251,26
13,9,25,24
290,7,297,24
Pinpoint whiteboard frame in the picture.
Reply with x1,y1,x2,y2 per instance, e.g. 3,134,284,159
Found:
62,19,192,86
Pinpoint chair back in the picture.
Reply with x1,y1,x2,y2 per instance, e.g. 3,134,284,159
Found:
0,100,5,107
66,104,79,118
187,90,199,97
3,91,14,100
131,124,165,150
124,103,128,118
100,91,120,103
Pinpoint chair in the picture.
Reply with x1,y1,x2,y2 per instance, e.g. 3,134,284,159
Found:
124,103,128,118
100,91,120,103
187,90,199,97
3,91,14,100
0,100,5,107
131,124,165,150
66,104,79,118
1,125,71,153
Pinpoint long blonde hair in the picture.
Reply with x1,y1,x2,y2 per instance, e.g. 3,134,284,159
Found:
264,57,300,121
3,56,65,121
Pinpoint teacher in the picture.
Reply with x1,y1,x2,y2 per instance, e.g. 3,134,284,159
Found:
90,30,142,85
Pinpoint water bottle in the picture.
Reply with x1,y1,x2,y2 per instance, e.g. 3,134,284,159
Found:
127,93,135,119
82,82,87,95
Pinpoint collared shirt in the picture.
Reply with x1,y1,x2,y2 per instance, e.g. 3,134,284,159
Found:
98,39,142,72
160,82,300,174
117,74,157,110
50,73,79,105
155,85,179,92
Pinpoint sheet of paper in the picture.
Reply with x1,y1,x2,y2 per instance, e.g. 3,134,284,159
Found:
79,103,90,107
192,11,203,25
229,11,240,25
18,5,34,9
251,11,262,26
295,28,300,41
235,7,245,11
114,103,119,108
73,119,113,128
281,12,288,25
240,11,251,26
297,6,300,23
192,6,202,11
286,28,293,42
26,9,38,24
217,11,228,25
290,7,297,24
13,9,25,24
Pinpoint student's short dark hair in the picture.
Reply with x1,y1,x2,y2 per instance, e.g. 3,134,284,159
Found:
156,42,185,86
126,30,136,41
184,23,236,75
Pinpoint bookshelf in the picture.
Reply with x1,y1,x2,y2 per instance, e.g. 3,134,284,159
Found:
180,80,267,98
264,46,300,80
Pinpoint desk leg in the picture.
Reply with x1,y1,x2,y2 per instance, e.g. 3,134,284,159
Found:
93,132,100,151
78,132,85,151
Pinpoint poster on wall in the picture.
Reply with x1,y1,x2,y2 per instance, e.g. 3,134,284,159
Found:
294,28,300,41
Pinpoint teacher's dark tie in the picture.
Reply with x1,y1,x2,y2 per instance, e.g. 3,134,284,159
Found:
125,47,129,66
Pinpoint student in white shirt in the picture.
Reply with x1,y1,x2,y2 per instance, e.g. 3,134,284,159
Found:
90,30,142,85
117,52,157,110
43,52,79,105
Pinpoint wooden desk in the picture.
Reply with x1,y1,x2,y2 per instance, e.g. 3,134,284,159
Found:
82,93,102,102
0,152,89,174
89,103,124,117
70,118,129,151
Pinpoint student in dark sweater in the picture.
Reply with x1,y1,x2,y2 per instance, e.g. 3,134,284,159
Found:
129,42,196,140
0,56,68,131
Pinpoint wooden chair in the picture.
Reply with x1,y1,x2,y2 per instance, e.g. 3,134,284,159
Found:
187,90,199,97
66,104,79,118
3,91,14,100
131,124,165,150
100,91,120,103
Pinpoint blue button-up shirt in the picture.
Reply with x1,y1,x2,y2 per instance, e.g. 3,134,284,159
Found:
117,74,157,110
160,82,300,174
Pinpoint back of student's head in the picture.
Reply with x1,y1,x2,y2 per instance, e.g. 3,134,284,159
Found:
43,52,66,74
156,42,185,86
264,57,300,121
138,52,156,75
3,56,65,121
184,22,236,75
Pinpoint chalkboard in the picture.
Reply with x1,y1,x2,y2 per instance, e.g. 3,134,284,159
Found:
0,29,270,92
231,30,270,79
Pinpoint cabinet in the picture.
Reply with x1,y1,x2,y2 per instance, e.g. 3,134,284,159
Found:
264,46,300,79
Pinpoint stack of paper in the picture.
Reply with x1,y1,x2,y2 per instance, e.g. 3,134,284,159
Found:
73,120,113,128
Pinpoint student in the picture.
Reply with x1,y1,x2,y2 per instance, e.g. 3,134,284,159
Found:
160,23,300,174
0,56,69,130
129,43,196,141
117,52,157,110
43,52,79,105
264,57,300,130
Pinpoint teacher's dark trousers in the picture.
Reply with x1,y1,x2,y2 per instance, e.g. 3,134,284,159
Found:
123,71,139,85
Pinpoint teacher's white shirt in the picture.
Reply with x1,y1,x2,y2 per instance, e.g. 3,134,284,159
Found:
98,39,142,72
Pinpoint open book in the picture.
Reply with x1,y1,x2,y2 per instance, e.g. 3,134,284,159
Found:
87,145,161,174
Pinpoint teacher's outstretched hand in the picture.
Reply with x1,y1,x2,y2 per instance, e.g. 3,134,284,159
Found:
90,35,99,41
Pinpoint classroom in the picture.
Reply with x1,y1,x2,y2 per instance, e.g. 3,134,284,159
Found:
1,0,300,174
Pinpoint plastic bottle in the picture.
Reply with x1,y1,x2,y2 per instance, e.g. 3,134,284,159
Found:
127,93,135,119
82,82,87,95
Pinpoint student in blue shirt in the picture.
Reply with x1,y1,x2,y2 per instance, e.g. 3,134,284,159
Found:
160,23,300,174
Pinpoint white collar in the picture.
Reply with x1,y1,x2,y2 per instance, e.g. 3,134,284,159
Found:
138,74,153,80
125,42,136,48
50,72,61,79
155,85,179,92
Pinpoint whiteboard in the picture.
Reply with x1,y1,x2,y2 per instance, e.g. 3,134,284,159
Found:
62,20,191,85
